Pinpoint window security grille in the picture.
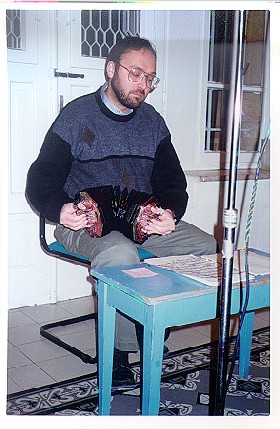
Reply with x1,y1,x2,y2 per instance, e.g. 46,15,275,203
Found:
81,10,140,58
6,10,22,49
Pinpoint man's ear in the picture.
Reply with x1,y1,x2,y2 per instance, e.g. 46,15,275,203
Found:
106,61,116,79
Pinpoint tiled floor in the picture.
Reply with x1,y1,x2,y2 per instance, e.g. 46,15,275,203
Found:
7,296,270,395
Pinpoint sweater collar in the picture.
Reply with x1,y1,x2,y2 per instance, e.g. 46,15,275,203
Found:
100,82,133,116
95,86,137,122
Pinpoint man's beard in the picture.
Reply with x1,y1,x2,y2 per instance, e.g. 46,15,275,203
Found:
111,75,146,109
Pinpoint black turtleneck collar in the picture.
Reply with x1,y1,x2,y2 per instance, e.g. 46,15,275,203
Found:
94,87,137,122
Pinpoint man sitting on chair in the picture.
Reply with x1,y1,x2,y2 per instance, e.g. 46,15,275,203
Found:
26,36,217,389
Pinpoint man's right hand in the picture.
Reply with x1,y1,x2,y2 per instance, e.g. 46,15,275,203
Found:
60,203,88,230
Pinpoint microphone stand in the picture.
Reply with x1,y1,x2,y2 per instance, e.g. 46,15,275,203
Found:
213,10,246,415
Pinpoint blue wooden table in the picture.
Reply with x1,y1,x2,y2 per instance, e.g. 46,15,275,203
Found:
91,260,269,416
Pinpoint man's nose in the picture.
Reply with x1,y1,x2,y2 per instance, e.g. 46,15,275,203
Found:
137,76,148,90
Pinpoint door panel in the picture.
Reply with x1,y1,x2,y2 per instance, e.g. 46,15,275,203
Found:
8,10,56,308
56,10,105,110
10,81,35,196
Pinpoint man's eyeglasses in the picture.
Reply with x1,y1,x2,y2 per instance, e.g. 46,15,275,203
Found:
117,63,160,90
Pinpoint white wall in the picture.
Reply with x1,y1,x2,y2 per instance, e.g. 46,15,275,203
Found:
183,175,270,253
164,10,208,170
144,10,209,170
7,9,270,309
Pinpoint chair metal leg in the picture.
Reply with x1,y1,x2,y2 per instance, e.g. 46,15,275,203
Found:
40,312,98,364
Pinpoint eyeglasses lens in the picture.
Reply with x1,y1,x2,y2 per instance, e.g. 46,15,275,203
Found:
128,68,159,89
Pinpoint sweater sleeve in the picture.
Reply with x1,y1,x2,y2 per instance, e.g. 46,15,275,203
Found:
26,126,74,223
151,135,188,221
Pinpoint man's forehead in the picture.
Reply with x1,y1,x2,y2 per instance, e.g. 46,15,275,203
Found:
120,48,156,61
120,49,156,70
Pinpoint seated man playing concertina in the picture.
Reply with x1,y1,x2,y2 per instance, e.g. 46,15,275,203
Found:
26,36,217,389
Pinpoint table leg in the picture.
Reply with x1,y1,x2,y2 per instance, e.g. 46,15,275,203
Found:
142,315,165,415
98,281,116,415
238,311,254,379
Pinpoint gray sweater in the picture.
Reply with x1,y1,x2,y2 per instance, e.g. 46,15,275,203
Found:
26,88,188,223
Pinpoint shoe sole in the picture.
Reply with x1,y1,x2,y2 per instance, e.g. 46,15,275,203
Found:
111,383,138,391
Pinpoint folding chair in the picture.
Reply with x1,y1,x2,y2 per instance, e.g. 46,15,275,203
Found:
39,214,155,364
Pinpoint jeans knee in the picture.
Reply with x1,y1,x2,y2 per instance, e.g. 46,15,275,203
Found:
92,236,140,268
204,235,218,254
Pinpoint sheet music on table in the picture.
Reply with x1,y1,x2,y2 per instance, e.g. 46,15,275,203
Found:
145,250,266,287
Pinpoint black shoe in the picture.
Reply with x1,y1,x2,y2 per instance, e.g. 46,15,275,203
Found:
163,345,169,358
112,349,136,390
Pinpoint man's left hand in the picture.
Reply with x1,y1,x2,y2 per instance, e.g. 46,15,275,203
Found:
145,208,175,236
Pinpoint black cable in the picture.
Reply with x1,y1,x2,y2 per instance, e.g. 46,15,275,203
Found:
218,122,270,406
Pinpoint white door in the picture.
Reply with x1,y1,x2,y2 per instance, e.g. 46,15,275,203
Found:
8,10,57,308
7,9,102,307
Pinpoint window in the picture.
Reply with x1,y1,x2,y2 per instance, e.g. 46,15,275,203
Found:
205,10,269,153
81,10,140,58
6,10,23,50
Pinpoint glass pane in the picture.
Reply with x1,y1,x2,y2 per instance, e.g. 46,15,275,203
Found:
81,41,90,57
205,88,229,151
101,10,109,31
243,11,267,86
240,92,262,151
112,10,120,33
81,10,140,58
6,9,22,49
209,130,222,151
105,29,114,48
208,10,234,83
81,10,90,29
92,10,100,29
101,44,109,58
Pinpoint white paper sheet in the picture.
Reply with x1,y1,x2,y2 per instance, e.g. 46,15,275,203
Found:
145,250,268,287
146,254,231,286
204,249,270,276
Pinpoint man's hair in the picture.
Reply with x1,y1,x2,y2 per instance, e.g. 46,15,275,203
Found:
104,36,157,81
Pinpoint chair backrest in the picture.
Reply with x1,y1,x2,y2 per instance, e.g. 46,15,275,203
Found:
39,214,91,265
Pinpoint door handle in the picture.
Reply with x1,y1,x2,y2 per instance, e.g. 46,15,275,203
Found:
59,95,64,112
54,70,85,79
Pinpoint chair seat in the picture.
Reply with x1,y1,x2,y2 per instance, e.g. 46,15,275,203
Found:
48,240,155,262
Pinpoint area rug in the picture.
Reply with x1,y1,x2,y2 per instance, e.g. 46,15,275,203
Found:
6,327,269,416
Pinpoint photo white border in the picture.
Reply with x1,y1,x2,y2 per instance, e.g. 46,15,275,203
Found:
0,2,279,429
